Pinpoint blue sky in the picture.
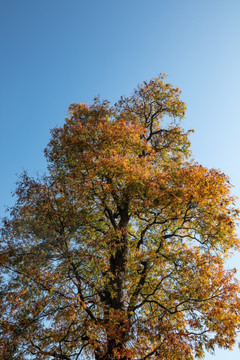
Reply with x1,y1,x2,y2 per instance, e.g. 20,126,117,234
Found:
1,1,240,358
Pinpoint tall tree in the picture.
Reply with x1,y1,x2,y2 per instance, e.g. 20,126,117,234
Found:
1,76,240,360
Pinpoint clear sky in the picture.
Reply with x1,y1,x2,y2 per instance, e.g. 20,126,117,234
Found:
1,1,240,358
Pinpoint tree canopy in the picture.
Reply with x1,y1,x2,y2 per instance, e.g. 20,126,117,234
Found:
1,75,240,360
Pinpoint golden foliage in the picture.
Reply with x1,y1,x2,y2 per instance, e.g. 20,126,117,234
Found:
1,75,240,360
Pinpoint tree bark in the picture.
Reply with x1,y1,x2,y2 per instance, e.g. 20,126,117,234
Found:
98,201,131,359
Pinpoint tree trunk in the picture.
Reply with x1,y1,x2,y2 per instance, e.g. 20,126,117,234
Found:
97,202,131,360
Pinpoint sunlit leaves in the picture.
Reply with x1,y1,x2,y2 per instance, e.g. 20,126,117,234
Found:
1,75,240,360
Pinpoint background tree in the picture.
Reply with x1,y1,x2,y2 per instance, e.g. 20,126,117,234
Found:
1,75,240,360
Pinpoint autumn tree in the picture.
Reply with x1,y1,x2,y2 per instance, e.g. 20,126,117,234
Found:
1,75,240,360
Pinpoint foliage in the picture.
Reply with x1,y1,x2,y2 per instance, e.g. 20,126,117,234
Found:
1,75,240,360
